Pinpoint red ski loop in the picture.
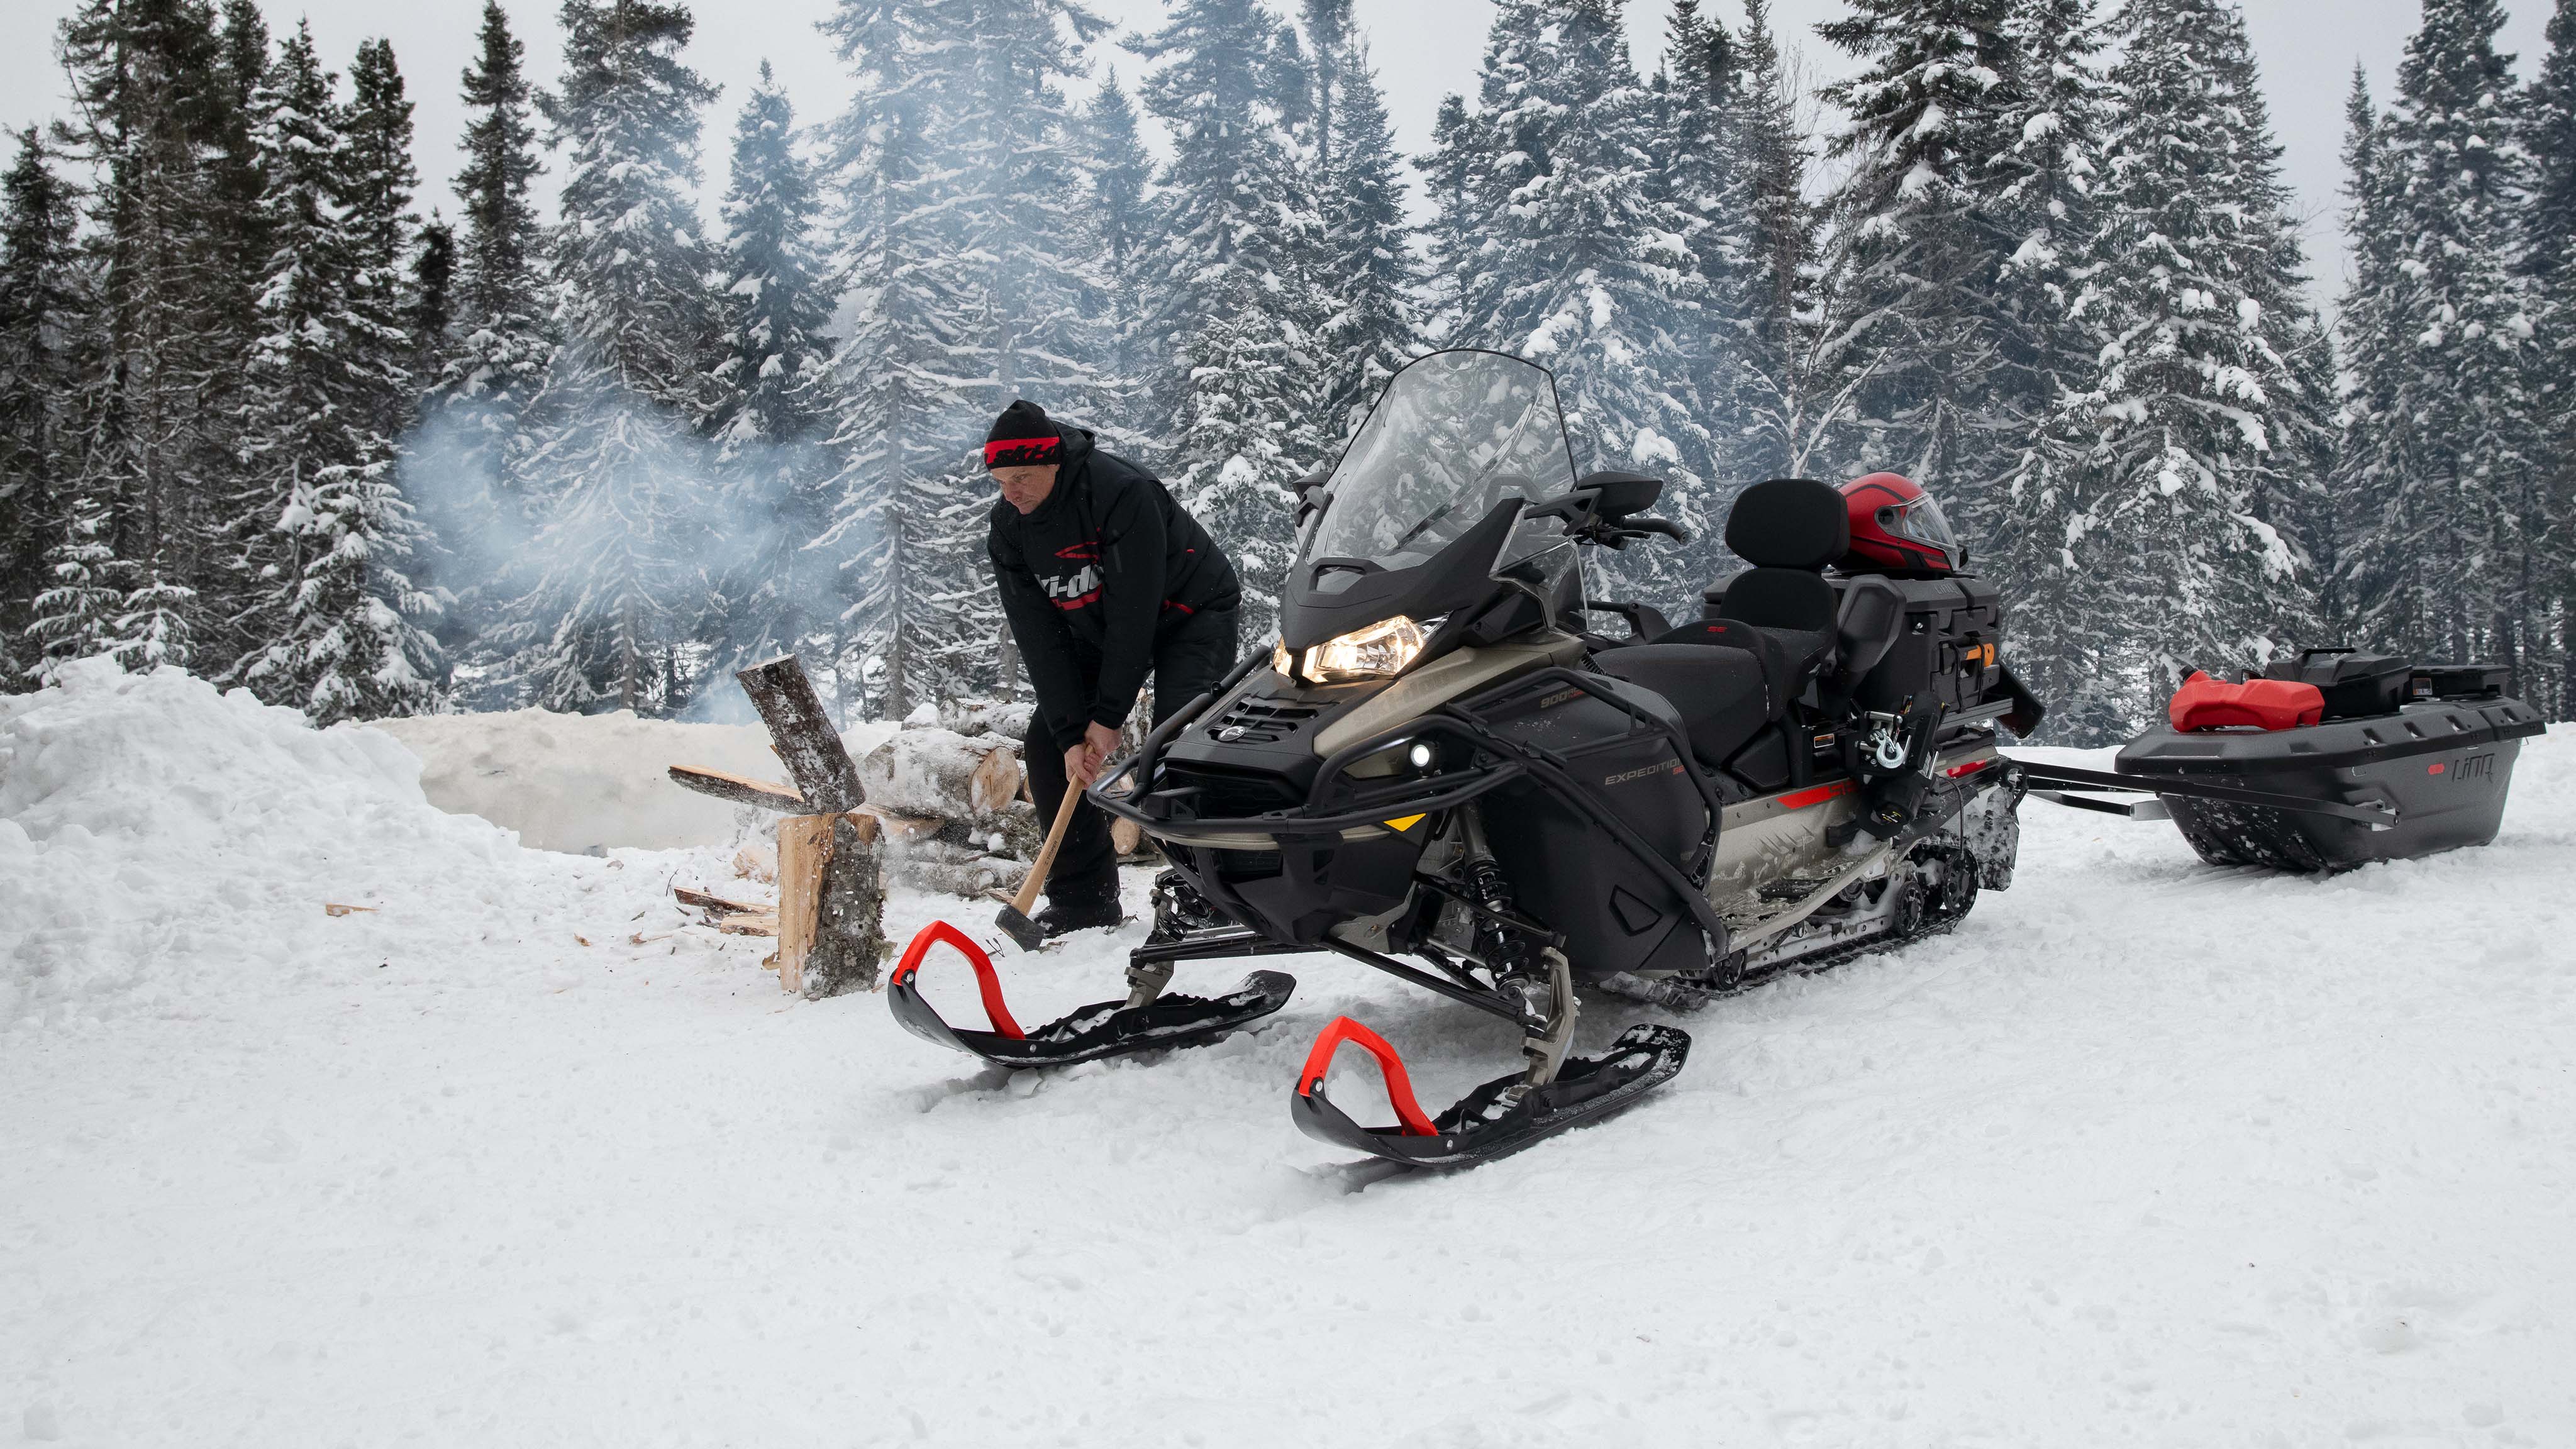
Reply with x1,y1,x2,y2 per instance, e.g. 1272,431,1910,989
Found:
1296,1016,1438,1136
891,921,1026,1040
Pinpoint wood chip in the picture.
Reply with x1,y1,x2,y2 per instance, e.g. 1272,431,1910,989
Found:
323,902,377,917
719,913,780,938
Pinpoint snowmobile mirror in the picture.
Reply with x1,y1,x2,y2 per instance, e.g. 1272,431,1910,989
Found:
1295,471,1331,526
1572,470,1664,519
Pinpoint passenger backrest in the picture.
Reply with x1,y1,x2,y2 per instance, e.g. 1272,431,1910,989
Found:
1835,575,1906,682
1717,480,1850,633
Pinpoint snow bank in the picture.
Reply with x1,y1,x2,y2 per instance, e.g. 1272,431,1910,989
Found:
374,708,900,853
0,662,621,1028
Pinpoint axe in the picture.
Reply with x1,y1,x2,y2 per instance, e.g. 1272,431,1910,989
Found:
989,779,1084,952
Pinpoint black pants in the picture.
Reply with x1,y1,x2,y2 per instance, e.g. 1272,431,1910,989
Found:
1021,606,1240,906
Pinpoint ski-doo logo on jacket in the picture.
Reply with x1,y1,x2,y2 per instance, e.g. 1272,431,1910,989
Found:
1045,565,1102,611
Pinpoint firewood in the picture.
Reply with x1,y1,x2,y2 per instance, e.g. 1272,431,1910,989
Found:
855,805,945,842
776,811,887,997
857,728,1023,821
1111,815,1146,858
735,654,867,814
675,886,768,918
667,765,804,813
718,914,780,937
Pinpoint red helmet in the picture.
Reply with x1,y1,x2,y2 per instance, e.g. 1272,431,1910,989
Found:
1839,472,1960,575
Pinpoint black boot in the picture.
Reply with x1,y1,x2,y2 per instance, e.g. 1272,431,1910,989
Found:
1035,891,1124,938
1145,869,1224,945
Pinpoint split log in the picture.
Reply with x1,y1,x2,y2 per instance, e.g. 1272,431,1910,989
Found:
735,654,867,814
776,811,888,997
1111,815,1146,859
857,728,1022,822
675,886,770,917
718,913,780,937
667,765,804,813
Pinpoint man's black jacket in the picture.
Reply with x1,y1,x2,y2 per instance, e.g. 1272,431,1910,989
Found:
988,428,1241,748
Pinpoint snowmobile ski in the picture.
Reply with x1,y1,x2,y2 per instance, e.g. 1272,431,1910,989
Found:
1291,1016,1690,1169
887,921,1294,1069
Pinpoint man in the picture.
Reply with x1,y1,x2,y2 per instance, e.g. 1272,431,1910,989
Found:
985,400,1242,936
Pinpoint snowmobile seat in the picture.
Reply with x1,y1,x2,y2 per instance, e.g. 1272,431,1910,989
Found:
1684,479,1855,700
1596,644,1774,772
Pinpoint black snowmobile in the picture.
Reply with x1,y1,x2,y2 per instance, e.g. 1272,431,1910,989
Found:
889,349,2038,1168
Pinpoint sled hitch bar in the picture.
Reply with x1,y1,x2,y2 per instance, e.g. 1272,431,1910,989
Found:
2014,760,2399,827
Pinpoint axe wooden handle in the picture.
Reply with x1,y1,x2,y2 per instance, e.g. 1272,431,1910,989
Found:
1012,780,1084,916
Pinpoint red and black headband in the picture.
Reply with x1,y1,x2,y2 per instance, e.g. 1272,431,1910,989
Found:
984,435,1063,469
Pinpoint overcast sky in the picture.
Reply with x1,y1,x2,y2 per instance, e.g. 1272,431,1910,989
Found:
0,0,2553,304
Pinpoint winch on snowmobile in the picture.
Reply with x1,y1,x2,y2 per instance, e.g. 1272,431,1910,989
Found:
889,348,2041,1169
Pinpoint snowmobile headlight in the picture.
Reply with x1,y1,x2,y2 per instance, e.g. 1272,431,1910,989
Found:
1299,616,1429,684
1272,639,1296,677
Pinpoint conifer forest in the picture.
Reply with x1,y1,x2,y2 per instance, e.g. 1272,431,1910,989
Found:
2,0,2572,743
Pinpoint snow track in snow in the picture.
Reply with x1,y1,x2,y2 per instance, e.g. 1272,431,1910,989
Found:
4,665,2572,1445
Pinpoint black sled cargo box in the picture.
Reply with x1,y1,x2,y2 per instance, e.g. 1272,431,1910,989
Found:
2115,695,2546,871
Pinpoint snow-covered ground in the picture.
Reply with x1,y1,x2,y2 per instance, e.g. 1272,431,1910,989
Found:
5,661,2572,1446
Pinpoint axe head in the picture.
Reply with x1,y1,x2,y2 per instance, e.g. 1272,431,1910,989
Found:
992,901,1046,953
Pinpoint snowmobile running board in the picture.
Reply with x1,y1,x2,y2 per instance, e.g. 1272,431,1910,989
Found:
1292,1017,1692,1169
2015,760,2399,828
887,921,1294,1070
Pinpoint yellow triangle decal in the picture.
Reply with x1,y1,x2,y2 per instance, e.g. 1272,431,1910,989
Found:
1383,814,1426,833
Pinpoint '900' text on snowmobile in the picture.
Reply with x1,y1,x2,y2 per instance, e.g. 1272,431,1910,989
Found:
889,349,2043,1169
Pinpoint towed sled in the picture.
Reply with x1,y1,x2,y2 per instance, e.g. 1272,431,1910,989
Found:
2022,649,2545,871
892,349,2038,1169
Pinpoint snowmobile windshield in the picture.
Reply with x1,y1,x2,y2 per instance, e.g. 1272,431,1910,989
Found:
1307,350,1579,584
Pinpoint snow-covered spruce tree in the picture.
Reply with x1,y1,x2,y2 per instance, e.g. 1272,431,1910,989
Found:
46,0,236,674
1813,0,2026,540
233,23,443,722
1655,0,1755,491
1441,0,1720,609
203,0,272,415
1078,70,1157,435
341,38,423,443
816,0,975,719
815,0,1113,716
508,0,723,715
422,0,553,699
1315,39,1426,443
411,214,455,379
1421,92,1490,339
2339,0,2548,699
436,0,552,426
1,130,85,682
1982,0,2120,736
2528,0,2576,714
1129,0,1334,647
2058,0,2331,727
1728,0,1818,480
706,61,838,686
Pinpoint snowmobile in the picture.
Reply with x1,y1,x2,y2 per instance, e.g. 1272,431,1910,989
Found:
889,348,2038,1168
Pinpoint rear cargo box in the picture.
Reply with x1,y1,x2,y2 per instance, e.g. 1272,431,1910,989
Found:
2262,648,2410,720
1818,574,2006,716
2116,696,2546,870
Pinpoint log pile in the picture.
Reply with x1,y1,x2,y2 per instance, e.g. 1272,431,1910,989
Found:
667,670,1160,963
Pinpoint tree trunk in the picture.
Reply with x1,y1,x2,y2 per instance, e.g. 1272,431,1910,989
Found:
736,653,867,814
776,811,887,997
